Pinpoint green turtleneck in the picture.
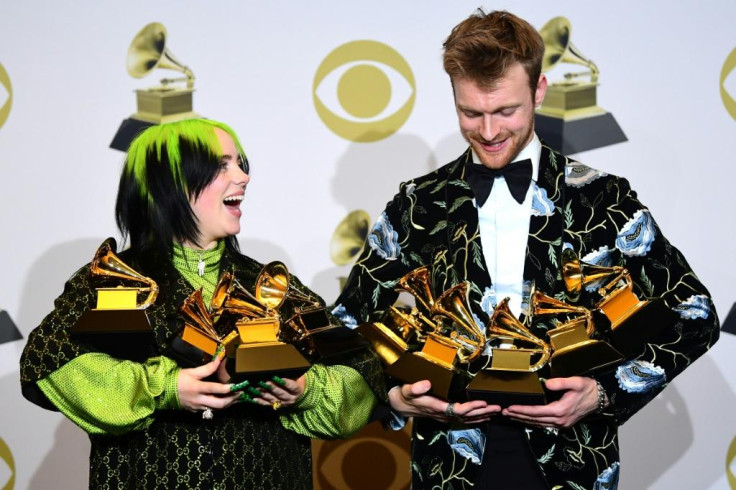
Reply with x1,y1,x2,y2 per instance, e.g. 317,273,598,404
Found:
171,241,225,304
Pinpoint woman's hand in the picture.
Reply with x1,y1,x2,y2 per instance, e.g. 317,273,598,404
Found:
240,375,306,410
177,356,240,413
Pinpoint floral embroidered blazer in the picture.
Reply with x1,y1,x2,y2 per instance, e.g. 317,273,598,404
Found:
333,144,719,489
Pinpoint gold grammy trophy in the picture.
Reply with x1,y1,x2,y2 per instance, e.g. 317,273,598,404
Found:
330,210,371,289
381,268,487,400
534,16,626,154
71,238,157,362
562,249,675,357
111,22,200,151
227,262,311,380
466,299,551,406
531,288,622,377
173,288,239,364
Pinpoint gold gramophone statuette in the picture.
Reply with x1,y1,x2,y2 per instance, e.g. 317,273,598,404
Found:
562,248,673,357
466,298,550,406
531,288,622,378
71,238,157,362
382,270,486,401
223,262,311,380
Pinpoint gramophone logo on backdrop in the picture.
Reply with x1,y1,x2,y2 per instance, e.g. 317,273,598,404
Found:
0,310,22,345
313,40,415,142
535,17,626,154
0,62,12,130
0,436,15,490
720,47,736,121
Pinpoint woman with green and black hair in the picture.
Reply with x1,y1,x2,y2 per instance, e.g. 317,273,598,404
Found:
20,119,385,489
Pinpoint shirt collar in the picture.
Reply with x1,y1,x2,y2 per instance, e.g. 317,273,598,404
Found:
470,132,542,182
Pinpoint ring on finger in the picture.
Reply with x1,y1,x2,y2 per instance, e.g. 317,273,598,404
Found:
272,400,282,410
444,402,456,418
202,408,214,420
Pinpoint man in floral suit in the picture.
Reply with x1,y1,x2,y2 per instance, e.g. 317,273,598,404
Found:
333,9,719,490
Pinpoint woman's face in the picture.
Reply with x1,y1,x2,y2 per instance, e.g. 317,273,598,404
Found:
188,128,250,249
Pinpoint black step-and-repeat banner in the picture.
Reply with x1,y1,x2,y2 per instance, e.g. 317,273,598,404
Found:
1,2,734,488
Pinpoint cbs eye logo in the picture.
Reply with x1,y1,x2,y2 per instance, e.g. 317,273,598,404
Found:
720,47,736,121
313,40,415,142
0,62,12,130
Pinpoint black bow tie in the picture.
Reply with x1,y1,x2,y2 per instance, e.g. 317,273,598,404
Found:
465,159,533,206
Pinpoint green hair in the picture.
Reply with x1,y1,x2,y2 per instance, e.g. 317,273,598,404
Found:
124,119,247,203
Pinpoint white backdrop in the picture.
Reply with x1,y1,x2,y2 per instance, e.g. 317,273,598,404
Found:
1,2,734,488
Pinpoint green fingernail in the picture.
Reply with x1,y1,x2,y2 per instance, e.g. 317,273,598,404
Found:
258,381,271,390
229,380,250,392
238,393,257,404
247,387,262,397
272,376,286,386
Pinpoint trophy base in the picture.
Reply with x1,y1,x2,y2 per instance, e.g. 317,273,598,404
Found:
466,370,546,407
548,340,623,378
71,309,154,362
355,322,408,367
385,352,464,401
234,343,311,381
610,299,677,357
309,328,370,362
167,335,211,368
110,118,155,151
535,111,627,154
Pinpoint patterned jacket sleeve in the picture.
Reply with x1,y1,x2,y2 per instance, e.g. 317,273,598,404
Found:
333,182,418,323
591,176,719,425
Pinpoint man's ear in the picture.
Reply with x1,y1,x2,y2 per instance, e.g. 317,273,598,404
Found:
534,74,548,107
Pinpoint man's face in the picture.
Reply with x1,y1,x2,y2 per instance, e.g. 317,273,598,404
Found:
454,63,546,169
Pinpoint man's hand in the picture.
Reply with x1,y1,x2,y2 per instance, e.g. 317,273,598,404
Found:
389,380,501,424
502,376,603,429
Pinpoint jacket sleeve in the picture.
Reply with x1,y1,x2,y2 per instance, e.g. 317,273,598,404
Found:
591,176,719,425
37,354,180,435
333,181,421,324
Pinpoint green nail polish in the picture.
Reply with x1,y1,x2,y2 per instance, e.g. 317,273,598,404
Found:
238,393,257,404
229,380,250,392
258,381,271,390
272,376,286,386
247,387,262,397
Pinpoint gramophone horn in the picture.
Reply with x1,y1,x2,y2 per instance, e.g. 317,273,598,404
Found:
126,22,194,87
256,261,318,312
330,210,370,266
431,282,486,363
561,248,629,299
396,266,435,313
539,16,598,83
488,299,551,371
212,271,267,318
180,289,218,339
90,238,159,308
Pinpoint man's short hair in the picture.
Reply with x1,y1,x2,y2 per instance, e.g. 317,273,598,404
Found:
443,9,544,94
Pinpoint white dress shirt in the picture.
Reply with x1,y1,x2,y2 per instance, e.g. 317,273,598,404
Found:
472,133,541,318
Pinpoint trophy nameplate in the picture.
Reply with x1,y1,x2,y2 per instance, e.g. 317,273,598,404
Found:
355,322,408,367
598,292,675,357
234,317,310,380
71,239,157,362
385,334,466,400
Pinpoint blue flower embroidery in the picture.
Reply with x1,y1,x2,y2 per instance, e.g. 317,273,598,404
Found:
368,212,401,260
480,287,496,316
676,295,711,320
616,360,666,393
566,162,607,187
615,210,656,257
593,462,620,490
581,246,615,292
530,185,555,216
447,429,485,464
331,304,358,329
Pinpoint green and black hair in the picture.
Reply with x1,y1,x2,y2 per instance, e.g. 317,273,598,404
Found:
115,118,249,255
